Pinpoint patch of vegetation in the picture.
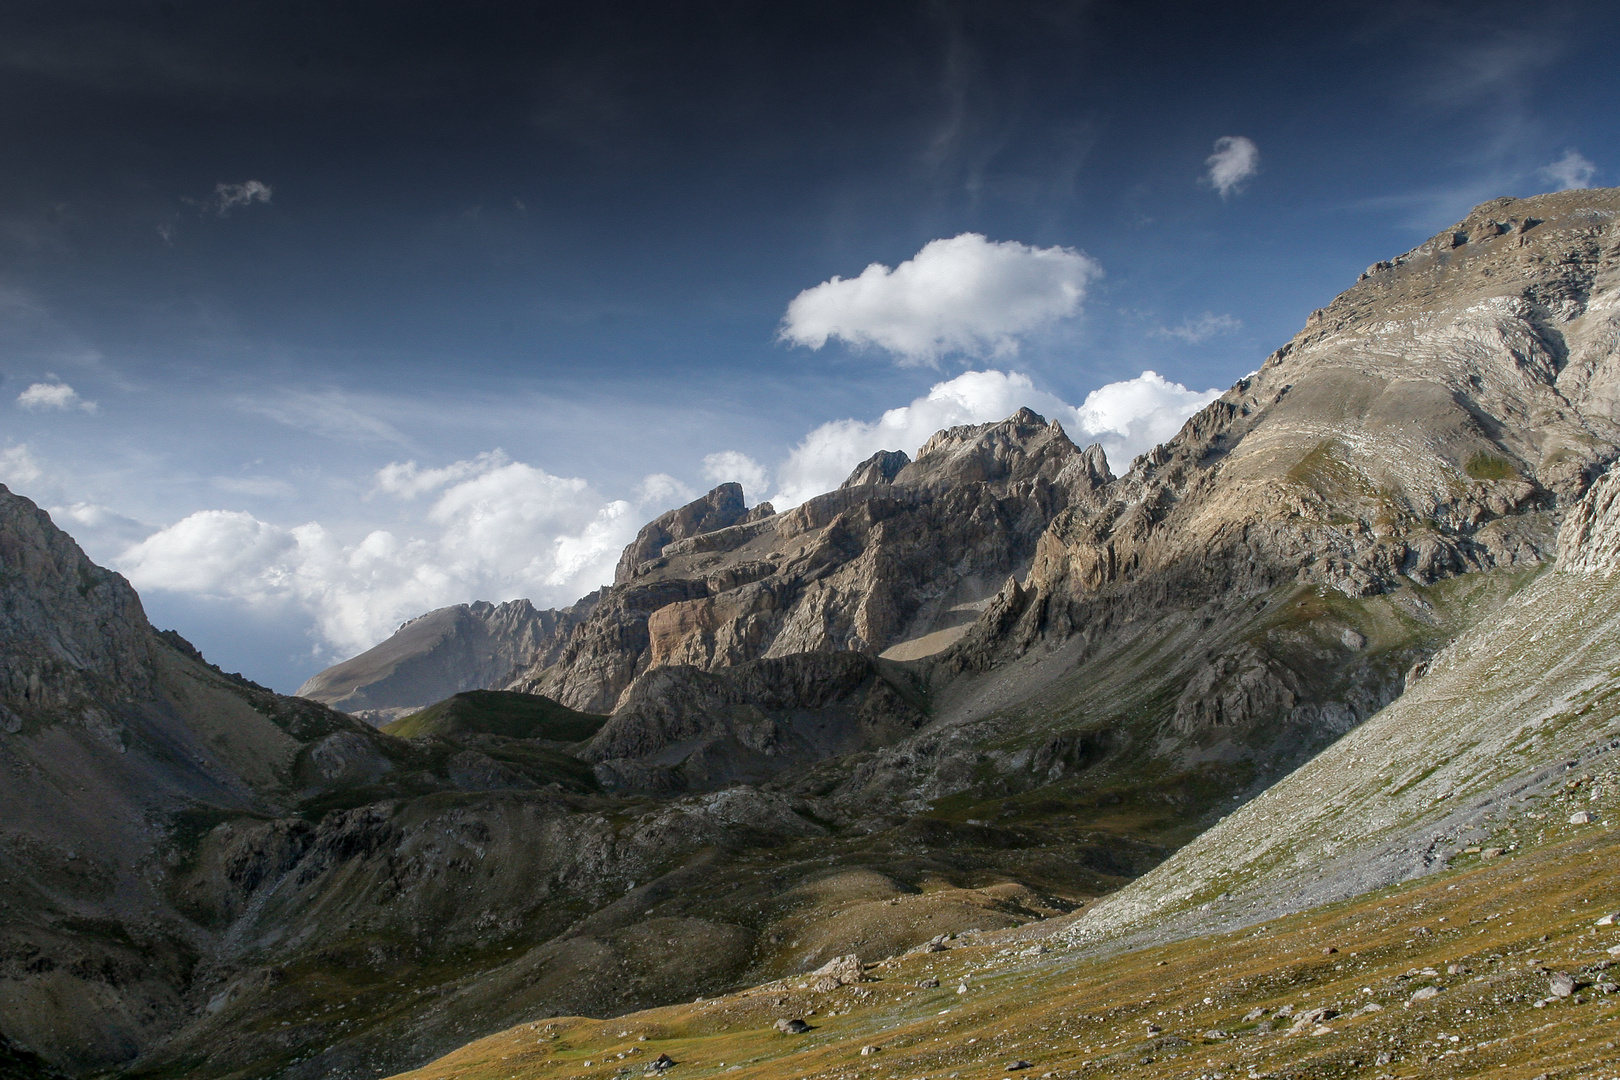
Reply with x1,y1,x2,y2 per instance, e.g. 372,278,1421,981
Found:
385,690,607,743
1465,451,1517,481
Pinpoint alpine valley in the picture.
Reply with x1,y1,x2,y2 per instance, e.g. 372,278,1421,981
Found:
6,187,1620,1080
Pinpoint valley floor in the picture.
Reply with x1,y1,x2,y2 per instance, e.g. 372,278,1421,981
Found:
389,784,1620,1080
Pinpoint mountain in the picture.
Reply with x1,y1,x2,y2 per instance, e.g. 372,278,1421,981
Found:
296,595,600,723
389,425,1620,1080
5,186,1620,1080
507,411,1106,714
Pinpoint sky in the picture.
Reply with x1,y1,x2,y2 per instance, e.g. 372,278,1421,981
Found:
1,0,1615,692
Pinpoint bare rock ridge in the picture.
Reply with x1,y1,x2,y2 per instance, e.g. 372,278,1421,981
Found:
296,593,600,721
509,406,1104,713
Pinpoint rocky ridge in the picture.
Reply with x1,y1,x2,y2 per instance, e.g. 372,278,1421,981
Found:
297,594,600,723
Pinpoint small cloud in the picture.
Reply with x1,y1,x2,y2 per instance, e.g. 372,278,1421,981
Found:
701,451,770,502
1204,136,1259,198
1538,149,1596,192
0,442,43,488
634,473,696,508
48,501,153,549
17,380,96,412
1153,312,1242,345
209,180,272,216
779,233,1100,367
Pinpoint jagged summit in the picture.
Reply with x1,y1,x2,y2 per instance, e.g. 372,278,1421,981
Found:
508,407,1108,714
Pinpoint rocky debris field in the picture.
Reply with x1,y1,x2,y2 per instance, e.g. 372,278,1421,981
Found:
388,782,1620,1080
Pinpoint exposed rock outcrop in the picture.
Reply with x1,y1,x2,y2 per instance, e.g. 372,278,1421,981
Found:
583,652,926,792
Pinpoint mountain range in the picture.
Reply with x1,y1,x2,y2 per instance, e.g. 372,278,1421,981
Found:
3,186,1620,1080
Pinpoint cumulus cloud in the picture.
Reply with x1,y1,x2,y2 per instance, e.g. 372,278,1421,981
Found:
17,380,96,412
702,451,771,502
1204,136,1259,198
117,454,688,657
770,368,1222,508
1538,149,1596,191
779,233,1100,366
1154,312,1242,344
211,180,272,215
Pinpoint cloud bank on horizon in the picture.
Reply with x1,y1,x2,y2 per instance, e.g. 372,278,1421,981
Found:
100,365,1220,660
779,233,1100,366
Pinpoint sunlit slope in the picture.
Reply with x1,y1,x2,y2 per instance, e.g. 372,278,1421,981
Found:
386,801,1620,1080
1068,515,1620,950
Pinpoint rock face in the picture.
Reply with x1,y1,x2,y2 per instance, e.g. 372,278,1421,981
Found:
296,593,599,719
0,484,409,1074
511,408,1108,713
582,652,926,792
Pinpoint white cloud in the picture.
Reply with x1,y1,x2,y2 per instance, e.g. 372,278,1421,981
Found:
17,380,96,412
212,180,272,215
770,368,1222,508
47,501,152,550
634,473,695,507
1204,136,1259,198
702,451,770,502
1154,312,1242,344
779,233,1100,366
1538,149,1596,191
373,451,508,498
0,442,43,488
116,454,690,657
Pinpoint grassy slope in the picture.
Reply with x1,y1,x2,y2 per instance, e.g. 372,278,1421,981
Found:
382,690,606,743
389,802,1620,1080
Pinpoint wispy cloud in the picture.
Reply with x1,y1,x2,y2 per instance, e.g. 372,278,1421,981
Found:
210,180,272,215
17,379,96,412
1204,136,1259,198
779,233,1100,367
1154,312,1241,344
1538,149,1596,191
235,388,409,444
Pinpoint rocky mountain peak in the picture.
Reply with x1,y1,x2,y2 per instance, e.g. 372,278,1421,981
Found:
841,448,911,488
896,407,1083,496
613,482,751,584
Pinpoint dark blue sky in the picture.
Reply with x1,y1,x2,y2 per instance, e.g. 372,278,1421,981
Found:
3,0,1615,690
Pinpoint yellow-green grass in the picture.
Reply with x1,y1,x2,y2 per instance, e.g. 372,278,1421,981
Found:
390,819,1620,1080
